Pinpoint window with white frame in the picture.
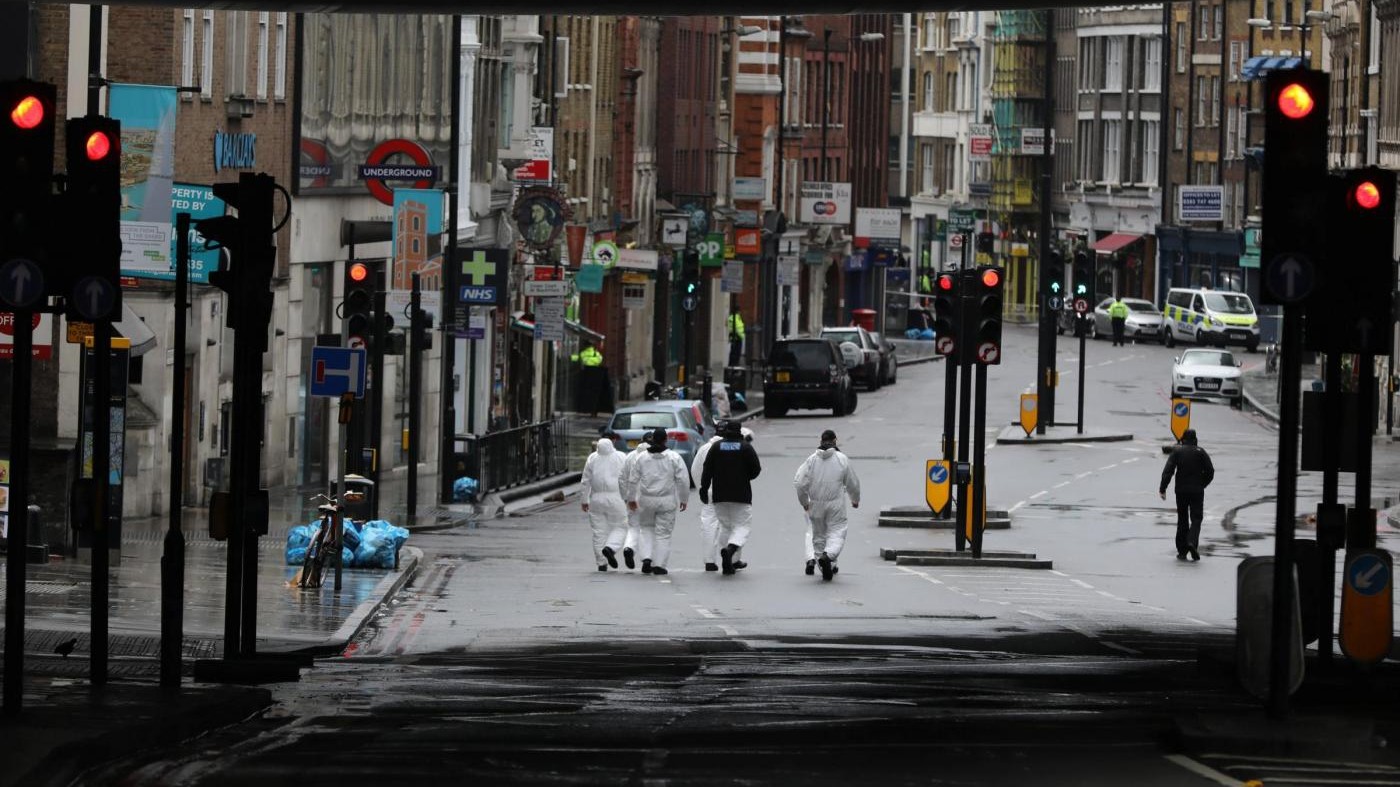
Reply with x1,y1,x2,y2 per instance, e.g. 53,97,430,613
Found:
1199,7,1209,40
1143,119,1160,182
1078,38,1092,88
1176,23,1187,72
1214,5,1223,40
255,12,268,100
1102,119,1121,183
944,72,956,113
1211,76,1220,125
947,15,960,43
553,37,570,97
1236,105,1248,155
923,14,937,50
1226,105,1237,158
1174,108,1184,149
1144,37,1162,91
922,71,933,110
920,142,934,192
1228,41,1241,81
274,13,287,100
1196,76,1207,124
941,143,956,193
1105,37,1124,91
1078,119,1094,180
1371,6,1381,74
181,10,194,97
200,11,213,98
227,11,249,97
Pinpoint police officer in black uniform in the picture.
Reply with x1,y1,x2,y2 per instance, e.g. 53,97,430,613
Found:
1159,429,1214,561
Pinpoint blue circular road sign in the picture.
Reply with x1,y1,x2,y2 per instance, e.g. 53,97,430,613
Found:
928,464,948,484
73,276,117,321
1348,553,1390,597
1174,402,1189,417
1264,253,1315,304
0,258,44,309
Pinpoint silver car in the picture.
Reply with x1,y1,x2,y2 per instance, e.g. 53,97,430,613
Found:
601,404,708,469
1088,297,1165,342
1171,348,1244,408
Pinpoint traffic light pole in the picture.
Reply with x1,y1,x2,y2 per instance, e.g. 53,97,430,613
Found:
370,287,386,517
971,363,988,558
86,1,112,687
1077,322,1087,434
955,306,973,553
1317,350,1343,666
408,274,422,527
161,213,191,687
3,309,33,713
1354,351,1376,550
940,355,957,521
1036,9,1057,436
1269,303,1304,717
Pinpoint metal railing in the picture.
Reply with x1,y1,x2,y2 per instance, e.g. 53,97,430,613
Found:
456,418,570,495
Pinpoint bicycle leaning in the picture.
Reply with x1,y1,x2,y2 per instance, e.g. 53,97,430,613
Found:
299,492,354,589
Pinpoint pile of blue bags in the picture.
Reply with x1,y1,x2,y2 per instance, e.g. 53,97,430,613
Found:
453,476,479,503
285,518,410,569
904,327,936,340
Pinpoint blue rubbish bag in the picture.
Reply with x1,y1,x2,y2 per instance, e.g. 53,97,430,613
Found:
287,524,314,550
918,328,936,340
286,546,308,565
904,328,921,339
354,519,410,569
285,519,362,566
453,476,479,503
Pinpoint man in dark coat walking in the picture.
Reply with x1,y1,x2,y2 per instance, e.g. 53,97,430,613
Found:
1159,428,1214,561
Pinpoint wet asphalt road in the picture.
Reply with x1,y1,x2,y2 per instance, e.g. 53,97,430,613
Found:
88,325,1400,786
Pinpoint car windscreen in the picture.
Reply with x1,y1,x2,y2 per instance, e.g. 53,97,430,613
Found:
1203,293,1254,314
821,330,862,347
609,411,678,430
1126,300,1157,313
771,343,832,368
1181,351,1235,367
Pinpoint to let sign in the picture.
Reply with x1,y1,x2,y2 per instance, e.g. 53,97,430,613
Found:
0,312,52,360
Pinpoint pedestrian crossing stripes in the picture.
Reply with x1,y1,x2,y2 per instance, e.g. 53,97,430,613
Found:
1181,753,1400,786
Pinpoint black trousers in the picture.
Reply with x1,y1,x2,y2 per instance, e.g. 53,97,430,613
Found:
728,338,743,367
1175,489,1204,555
1111,317,1126,346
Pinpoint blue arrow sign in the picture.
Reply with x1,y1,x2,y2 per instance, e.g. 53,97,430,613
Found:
0,258,44,308
1265,254,1315,304
1174,402,1189,417
1348,552,1390,597
73,276,117,320
928,464,948,484
310,346,368,398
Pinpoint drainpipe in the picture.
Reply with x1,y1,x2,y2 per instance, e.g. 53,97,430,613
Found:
900,12,911,199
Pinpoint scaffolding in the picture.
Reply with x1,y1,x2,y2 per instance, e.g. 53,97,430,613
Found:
987,9,1051,321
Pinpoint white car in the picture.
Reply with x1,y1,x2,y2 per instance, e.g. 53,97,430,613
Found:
1172,348,1244,408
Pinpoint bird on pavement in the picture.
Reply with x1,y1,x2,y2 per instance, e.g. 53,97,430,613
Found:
54,637,78,658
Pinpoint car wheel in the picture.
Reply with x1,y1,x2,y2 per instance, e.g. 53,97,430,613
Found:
1195,329,1207,346
1164,328,1175,348
1089,321,1100,340
764,399,786,418
889,360,897,384
1232,394,1244,410
868,366,881,391
1247,340,1259,353
846,389,858,415
1056,321,1065,336
832,389,847,417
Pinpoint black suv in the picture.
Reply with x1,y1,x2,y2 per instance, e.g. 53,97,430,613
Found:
763,338,857,418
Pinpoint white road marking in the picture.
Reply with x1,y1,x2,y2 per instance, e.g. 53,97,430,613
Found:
1054,481,1071,489
1019,609,1055,620
1030,491,1048,499
1098,464,1119,471
1096,590,1122,600
896,566,944,585
1184,617,1212,626
1009,501,1027,513
1163,755,1246,786
717,625,738,636
1101,640,1142,656
692,606,718,619
1124,456,1143,463
1075,472,1093,480
1050,570,1069,577
1070,579,1094,589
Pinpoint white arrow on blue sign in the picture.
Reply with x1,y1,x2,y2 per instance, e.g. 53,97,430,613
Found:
310,346,368,398
1348,552,1390,597
928,464,948,484
0,258,44,308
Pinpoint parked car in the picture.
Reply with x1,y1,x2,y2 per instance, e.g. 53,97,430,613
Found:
763,338,857,418
641,399,716,438
1084,297,1165,342
600,405,707,468
819,326,882,390
1171,348,1244,409
869,331,898,385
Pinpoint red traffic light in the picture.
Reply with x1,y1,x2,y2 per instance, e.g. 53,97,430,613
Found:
1354,180,1382,210
84,130,112,161
9,94,44,129
936,273,955,291
980,268,1001,288
348,262,370,282
1277,83,1316,120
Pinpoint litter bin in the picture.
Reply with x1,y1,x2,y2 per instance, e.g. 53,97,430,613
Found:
341,474,376,522
851,308,877,332
723,366,747,396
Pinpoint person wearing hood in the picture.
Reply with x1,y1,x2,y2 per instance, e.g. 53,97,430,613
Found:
1159,428,1214,561
795,429,860,581
691,426,754,571
621,426,690,576
580,437,628,571
700,420,762,575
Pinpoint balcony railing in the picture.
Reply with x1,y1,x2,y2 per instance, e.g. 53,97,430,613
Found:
455,418,570,495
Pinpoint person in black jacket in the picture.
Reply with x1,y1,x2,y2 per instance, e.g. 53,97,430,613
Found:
700,420,762,575
1159,428,1215,561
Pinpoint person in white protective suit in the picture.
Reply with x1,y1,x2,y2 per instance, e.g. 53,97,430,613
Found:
795,429,861,581
619,445,644,570
699,420,763,576
691,427,754,572
580,437,628,572
621,427,690,576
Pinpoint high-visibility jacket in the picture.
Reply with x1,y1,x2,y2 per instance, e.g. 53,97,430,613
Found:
573,346,604,367
727,313,745,340
919,274,933,293
1108,300,1130,319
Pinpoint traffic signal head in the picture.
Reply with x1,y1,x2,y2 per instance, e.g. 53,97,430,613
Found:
0,80,56,310
682,251,701,294
1261,69,1328,306
63,114,123,320
932,272,959,357
344,260,378,345
1307,167,1396,354
1044,250,1065,301
974,266,1004,365
1072,250,1095,304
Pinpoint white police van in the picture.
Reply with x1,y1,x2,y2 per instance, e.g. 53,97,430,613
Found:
1161,287,1260,352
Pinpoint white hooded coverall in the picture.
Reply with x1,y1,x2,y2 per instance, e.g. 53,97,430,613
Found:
620,448,644,558
690,436,723,566
621,448,690,569
795,447,861,563
580,438,628,566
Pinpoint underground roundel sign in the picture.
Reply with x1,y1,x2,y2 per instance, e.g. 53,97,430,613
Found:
935,336,955,356
977,342,1000,364
359,139,441,205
